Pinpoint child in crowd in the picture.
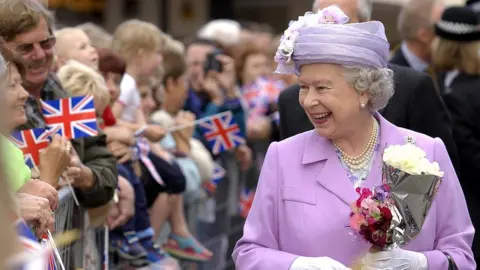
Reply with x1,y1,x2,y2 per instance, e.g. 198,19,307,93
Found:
55,28,99,70
56,60,180,269
110,19,165,142
149,37,215,202
98,44,212,263
111,20,212,262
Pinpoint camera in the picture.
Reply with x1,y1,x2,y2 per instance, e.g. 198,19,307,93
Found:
204,49,224,74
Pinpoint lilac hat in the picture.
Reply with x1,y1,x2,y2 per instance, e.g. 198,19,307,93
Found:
274,5,390,74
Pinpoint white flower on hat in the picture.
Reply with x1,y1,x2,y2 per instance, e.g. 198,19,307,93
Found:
278,31,299,63
319,5,350,24
275,5,350,65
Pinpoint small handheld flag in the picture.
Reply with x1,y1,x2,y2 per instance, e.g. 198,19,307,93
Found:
239,188,255,219
9,128,51,168
14,219,46,268
203,162,226,196
40,233,57,270
198,111,245,155
41,95,98,139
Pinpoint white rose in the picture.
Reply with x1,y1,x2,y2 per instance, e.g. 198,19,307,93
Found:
304,13,320,26
383,143,444,177
279,38,294,56
289,20,304,31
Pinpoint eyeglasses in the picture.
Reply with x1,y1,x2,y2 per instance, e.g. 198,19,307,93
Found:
15,36,56,55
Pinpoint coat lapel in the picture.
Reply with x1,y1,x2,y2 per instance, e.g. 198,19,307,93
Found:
302,131,358,206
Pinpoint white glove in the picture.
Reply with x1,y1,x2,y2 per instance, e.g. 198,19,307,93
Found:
290,256,352,270
361,248,428,270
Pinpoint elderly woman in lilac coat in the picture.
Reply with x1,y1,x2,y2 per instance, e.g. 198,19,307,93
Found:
233,5,475,270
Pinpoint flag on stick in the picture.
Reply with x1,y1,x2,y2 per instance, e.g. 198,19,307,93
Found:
41,95,98,139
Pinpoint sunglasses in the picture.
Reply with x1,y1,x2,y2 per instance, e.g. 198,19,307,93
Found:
15,36,56,55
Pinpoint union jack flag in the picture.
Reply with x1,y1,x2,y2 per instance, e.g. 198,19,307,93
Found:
239,188,256,219
198,111,245,155
40,234,57,270
242,77,285,107
256,77,285,103
13,219,46,269
41,95,98,139
203,162,226,196
9,128,51,168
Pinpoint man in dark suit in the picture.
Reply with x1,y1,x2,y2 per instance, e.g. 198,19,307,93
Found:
278,0,460,172
390,0,444,73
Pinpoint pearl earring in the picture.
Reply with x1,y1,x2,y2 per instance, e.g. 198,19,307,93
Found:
360,102,366,108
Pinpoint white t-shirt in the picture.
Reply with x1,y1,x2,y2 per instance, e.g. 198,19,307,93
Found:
118,73,141,123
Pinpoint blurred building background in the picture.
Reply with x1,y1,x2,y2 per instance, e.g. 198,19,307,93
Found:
49,0,465,47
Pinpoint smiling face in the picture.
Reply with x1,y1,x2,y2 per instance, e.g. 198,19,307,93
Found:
7,18,55,92
298,63,368,139
5,64,29,131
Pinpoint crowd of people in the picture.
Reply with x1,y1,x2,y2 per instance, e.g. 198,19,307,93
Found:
0,0,291,269
0,0,479,269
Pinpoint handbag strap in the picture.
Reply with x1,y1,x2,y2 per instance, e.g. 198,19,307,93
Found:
442,252,458,270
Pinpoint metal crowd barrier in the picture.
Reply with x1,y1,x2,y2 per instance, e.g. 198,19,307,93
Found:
52,144,261,270
54,187,79,269
54,187,103,270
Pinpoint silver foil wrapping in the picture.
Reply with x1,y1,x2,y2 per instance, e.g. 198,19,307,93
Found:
382,163,442,249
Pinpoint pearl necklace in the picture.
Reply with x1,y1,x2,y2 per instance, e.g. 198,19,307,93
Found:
333,118,379,171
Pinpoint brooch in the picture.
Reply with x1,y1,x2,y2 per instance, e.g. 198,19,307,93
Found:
404,135,416,145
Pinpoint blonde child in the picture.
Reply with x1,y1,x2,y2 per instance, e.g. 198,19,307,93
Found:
111,20,165,142
112,20,213,262
57,61,183,268
56,60,109,113
55,28,99,70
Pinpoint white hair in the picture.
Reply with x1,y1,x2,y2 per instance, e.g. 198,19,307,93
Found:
342,66,395,112
312,0,373,22
197,19,241,47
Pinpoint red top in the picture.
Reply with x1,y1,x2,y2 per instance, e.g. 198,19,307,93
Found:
101,105,117,129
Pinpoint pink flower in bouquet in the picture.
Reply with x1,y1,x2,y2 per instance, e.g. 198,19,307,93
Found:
355,187,373,207
349,186,395,250
361,198,380,215
349,213,364,231
350,201,358,213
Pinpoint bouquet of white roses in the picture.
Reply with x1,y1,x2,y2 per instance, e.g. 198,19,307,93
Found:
350,136,443,269
381,137,443,247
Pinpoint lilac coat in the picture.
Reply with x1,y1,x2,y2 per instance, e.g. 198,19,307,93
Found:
233,114,475,269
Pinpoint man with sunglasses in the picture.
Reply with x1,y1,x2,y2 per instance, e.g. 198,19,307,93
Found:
0,0,118,209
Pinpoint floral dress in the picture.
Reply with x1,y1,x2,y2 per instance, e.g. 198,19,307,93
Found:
336,139,381,189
